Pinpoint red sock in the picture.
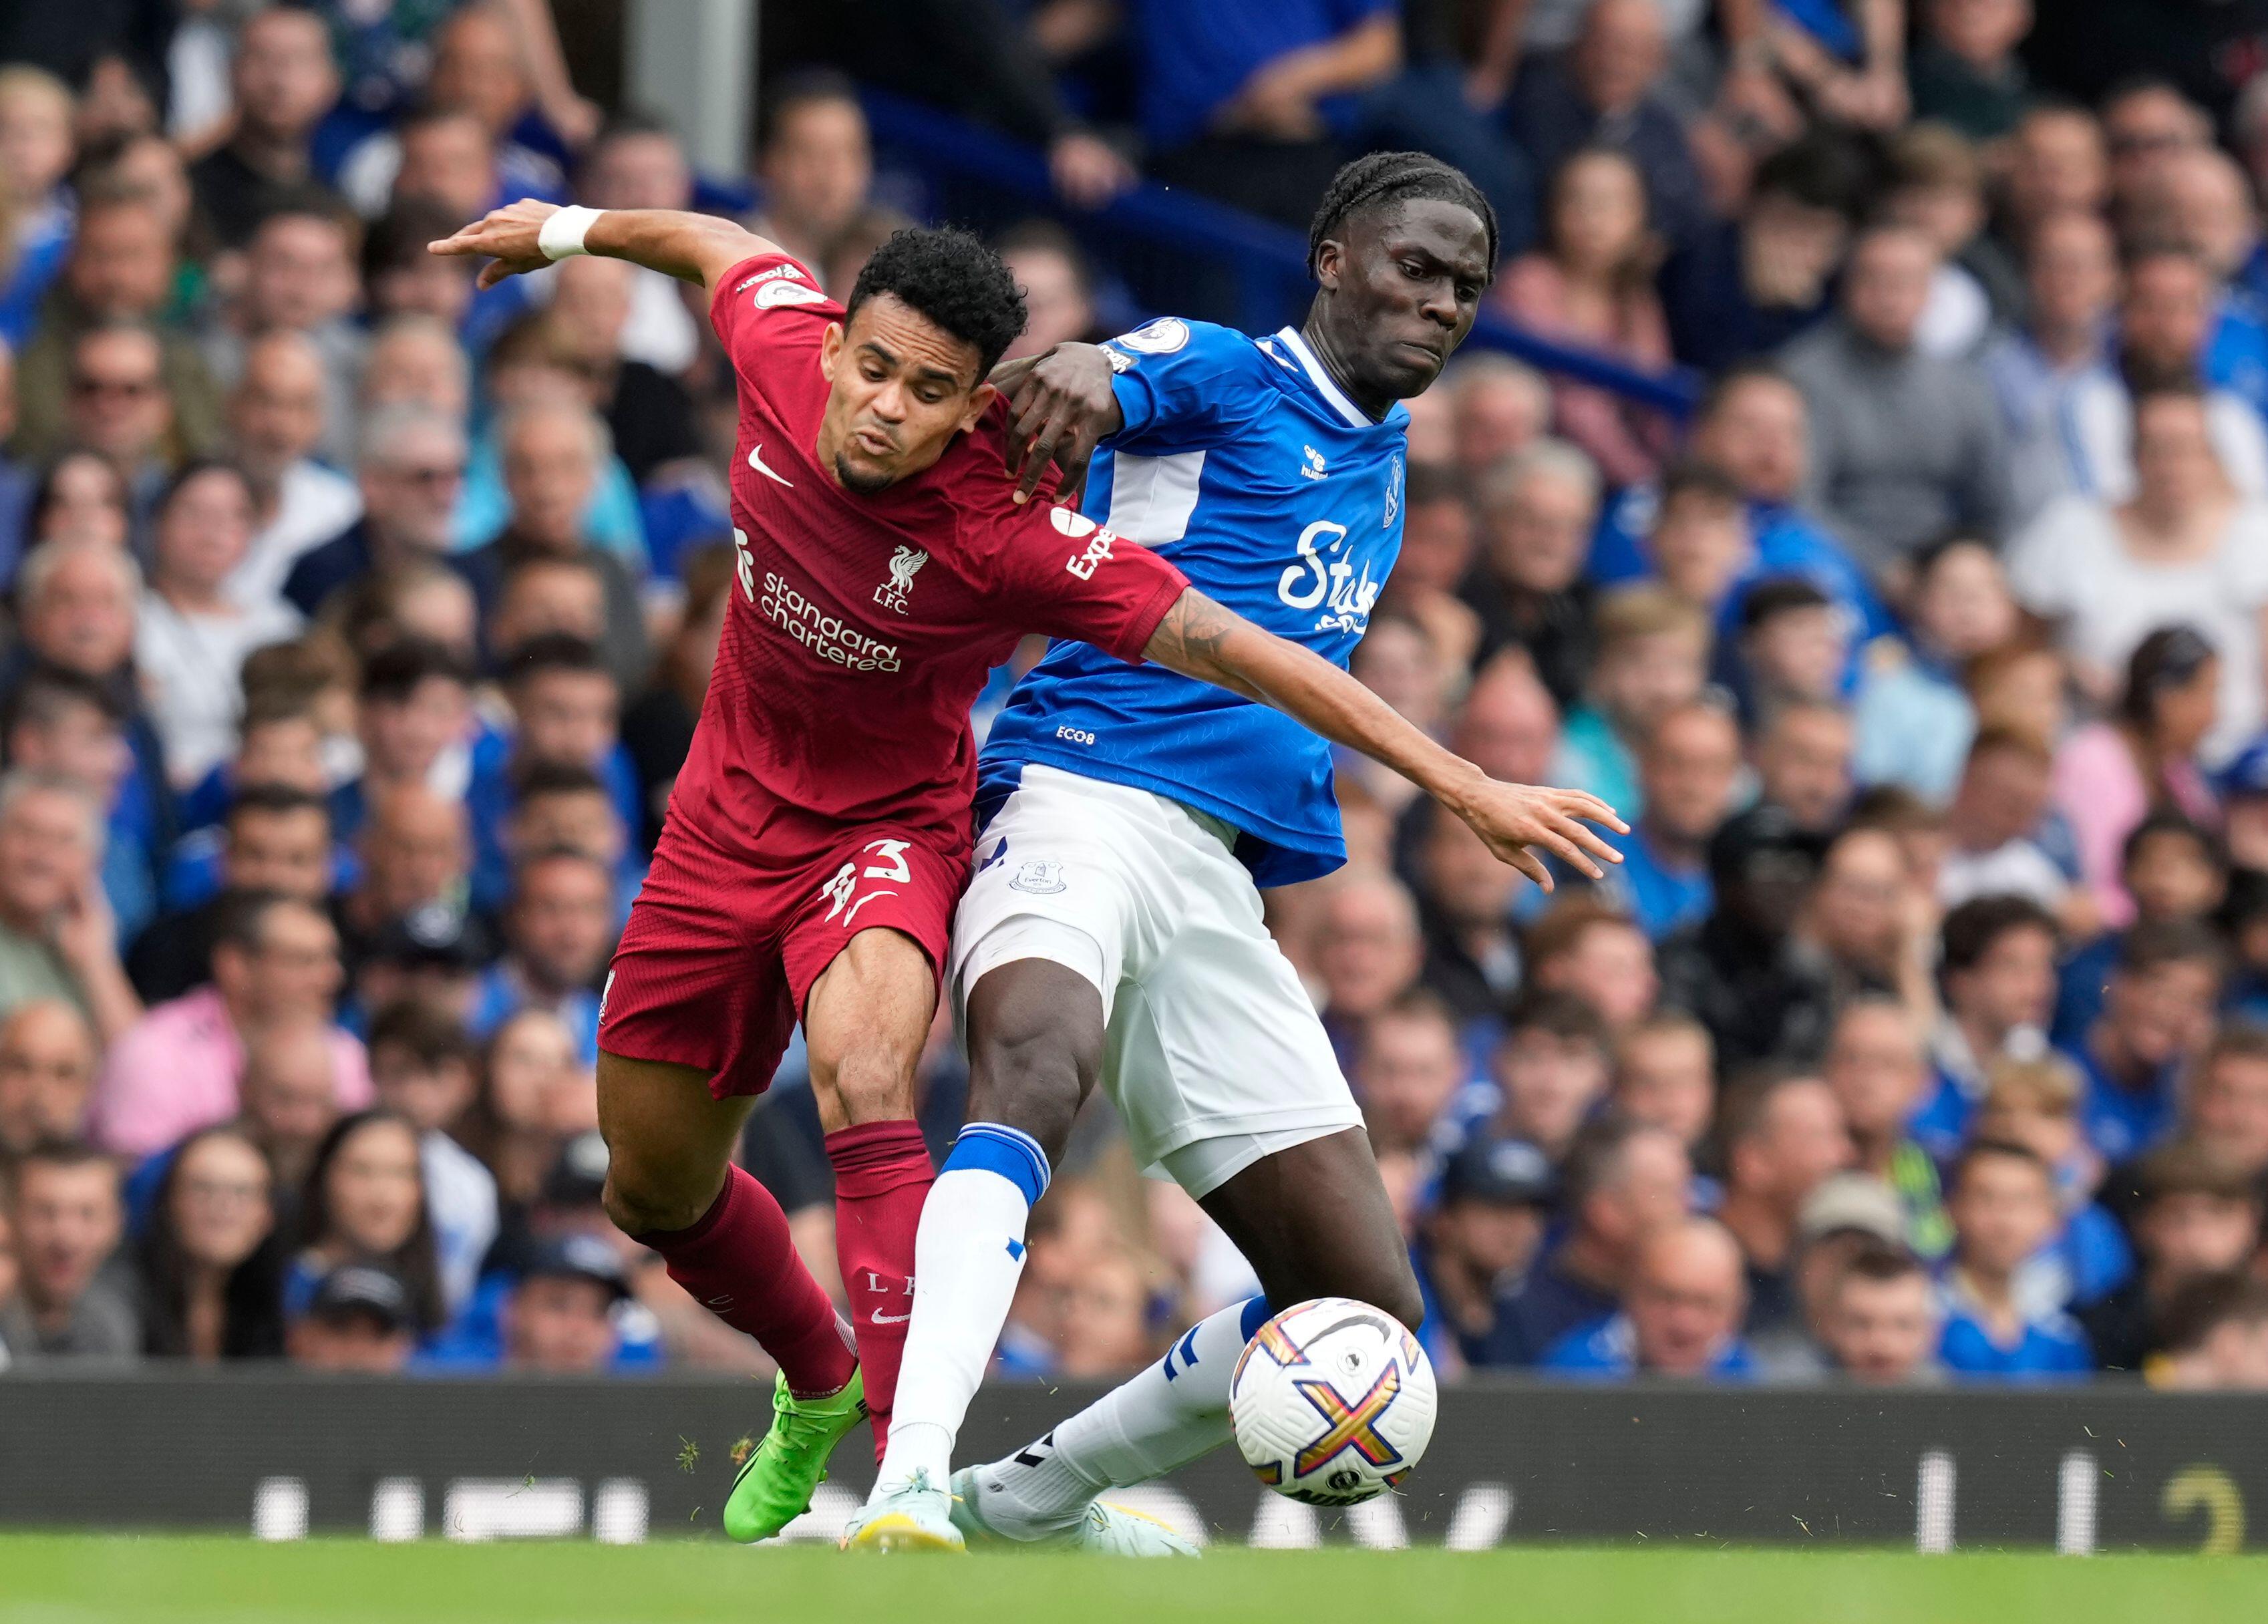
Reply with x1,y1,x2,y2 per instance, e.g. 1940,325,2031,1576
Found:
826,1120,933,1459
641,1165,856,1398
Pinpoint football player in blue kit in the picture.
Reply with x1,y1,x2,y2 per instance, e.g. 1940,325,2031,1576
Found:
844,154,1623,1553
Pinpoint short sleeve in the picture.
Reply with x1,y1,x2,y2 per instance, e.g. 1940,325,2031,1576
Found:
973,494,1188,663
1102,317,1271,452
707,251,841,393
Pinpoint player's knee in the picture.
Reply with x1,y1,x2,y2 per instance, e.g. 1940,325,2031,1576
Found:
601,1166,706,1239
810,1037,918,1126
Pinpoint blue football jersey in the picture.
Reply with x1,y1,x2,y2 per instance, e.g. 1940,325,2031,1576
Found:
979,318,1410,887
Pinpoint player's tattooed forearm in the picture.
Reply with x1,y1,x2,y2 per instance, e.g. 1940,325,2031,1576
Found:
1149,590,1247,686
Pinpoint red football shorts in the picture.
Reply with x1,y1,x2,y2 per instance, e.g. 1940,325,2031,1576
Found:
599,809,968,1099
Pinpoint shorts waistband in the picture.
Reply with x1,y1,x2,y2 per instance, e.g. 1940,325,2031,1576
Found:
1018,763,1239,856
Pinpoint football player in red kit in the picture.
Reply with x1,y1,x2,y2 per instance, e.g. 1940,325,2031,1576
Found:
432,198,1621,1541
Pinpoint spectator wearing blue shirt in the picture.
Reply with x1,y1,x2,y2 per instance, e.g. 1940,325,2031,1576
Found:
1412,1132,1555,1373
1543,1216,1758,1379
1968,1052,2134,1311
2066,919,2227,1165
1488,1119,1690,1365
1597,699,1740,941
417,1233,657,1374
2080,1139,2264,1371
466,848,611,1068
1132,0,1530,251
1854,538,2017,804
1937,1140,2094,1379
2052,814,2228,1047
1913,895,2061,1163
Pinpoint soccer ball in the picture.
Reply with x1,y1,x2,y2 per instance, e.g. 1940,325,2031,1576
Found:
1229,1297,1438,1506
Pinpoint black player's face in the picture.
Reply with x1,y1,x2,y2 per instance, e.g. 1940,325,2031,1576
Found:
818,295,997,493
1316,199,1492,402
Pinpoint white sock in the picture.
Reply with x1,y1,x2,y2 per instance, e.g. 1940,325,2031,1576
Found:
873,1124,1049,1495
971,1295,1269,1536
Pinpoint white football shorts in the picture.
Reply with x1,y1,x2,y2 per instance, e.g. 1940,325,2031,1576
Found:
949,764,1362,1198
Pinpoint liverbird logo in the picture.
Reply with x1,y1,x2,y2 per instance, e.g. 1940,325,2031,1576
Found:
874,545,927,615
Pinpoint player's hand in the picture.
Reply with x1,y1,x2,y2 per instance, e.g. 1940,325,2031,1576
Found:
429,198,561,290
993,341,1124,506
1450,779,1627,892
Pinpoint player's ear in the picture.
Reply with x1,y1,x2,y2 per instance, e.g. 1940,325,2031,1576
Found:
1314,238,1344,292
819,321,846,371
957,379,999,434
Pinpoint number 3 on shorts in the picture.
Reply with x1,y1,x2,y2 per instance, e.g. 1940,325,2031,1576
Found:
819,838,913,925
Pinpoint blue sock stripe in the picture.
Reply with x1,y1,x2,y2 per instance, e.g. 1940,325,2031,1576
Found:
943,1122,1051,1207
1238,1295,1272,1343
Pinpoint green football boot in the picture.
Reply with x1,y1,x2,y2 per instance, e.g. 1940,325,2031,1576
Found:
721,1367,868,1543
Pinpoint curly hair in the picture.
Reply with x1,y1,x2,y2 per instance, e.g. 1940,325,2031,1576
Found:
846,226,1027,377
1305,151,1498,277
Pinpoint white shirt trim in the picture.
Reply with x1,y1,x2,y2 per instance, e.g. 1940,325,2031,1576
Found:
1274,326,1371,428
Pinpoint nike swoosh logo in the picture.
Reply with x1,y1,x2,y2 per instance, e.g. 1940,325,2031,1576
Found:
748,442,794,486
844,890,898,925
870,1309,911,1325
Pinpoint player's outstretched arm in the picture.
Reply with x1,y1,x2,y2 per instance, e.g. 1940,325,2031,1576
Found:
1143,588,1627,890
428,200,780,296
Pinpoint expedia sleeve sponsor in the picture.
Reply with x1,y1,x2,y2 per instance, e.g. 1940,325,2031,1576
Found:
760,571,903,673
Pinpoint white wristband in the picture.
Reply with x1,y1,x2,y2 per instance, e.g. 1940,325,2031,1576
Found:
538,205,603,261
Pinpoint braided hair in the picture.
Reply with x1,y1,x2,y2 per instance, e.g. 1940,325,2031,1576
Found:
1305,152,1498,277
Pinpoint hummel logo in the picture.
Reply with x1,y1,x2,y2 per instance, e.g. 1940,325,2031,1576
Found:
748,442,794,486
1301,445,1327,480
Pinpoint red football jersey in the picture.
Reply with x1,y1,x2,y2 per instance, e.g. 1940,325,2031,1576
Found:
674,251,1188,857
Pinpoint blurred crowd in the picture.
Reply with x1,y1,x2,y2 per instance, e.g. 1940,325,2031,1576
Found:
3,0,2268,1393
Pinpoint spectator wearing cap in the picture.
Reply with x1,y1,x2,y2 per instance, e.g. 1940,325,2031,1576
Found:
2147,1277,2268,1390
1491,1118,1689,1365
91,891,369,1159
1852,538,2017,804
2181,1023,2268,1185
349,901,493,1039
285,408,470,620
1600,700,1740,942
367,1000,496,1316
1914,895,2059,1160
1814,1237,1948,1384
2066,919,2225,1163
1969,1055,2134,1311
130,788,335,1005
2082,1140,2262,1371
0,999,98,1164
2219,738,2268,877
0,1139,137,1361
1487,991,1613,1163
1823,997,1951,1257
340,782,472,969
1938,1140,2093,1379
1557,587,1708,821
422,1233,651,1375
185,8,342,251
468,849,611,1068
1414,1132,1555,1373
1353,990,1469,1162
1935,729,2076,919
1750,700,1854,837
286,1263,415,1373
1657,804,1838,1071
1780,224,2013,587
1714,1072,1854,1334
222,331,363,611
1748,1171,1917,1379
1463,444,1601,712
2052,814,2227,1047
1542,1215,1756,1379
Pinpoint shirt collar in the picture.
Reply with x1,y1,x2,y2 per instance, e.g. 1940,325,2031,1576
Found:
1273,326,1375,429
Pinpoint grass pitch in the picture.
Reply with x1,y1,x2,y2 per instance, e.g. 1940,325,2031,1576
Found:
1,1536,2261,1624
